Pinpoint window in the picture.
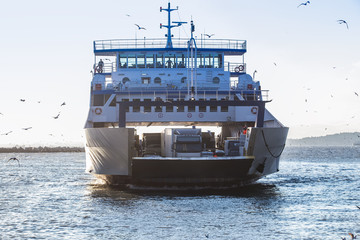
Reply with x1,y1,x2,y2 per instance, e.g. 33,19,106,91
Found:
119,55,127,68
205,54,213,68
177,54,186,68
122,77,130,84
93,94,104,106
128,55,136,68
154,77,161,84
196,54,203,68
137,55,145,68
146,54,154,68
165,54,175,68
156,54,164,68
213,77,220,84
142,77,150,84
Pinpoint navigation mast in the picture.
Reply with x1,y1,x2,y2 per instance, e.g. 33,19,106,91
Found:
160,2,186,48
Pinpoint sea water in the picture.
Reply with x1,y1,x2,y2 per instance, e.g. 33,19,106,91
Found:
0,147,360,239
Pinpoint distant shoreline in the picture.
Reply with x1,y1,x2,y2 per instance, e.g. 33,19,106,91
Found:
0,146,85,153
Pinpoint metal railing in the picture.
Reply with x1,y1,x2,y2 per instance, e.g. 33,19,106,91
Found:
100,88,269,102
94,38,246,51
225,62,246,73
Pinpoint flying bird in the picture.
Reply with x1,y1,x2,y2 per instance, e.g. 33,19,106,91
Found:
349,233,357,240
1,131,12,135
8,157,20,167
135,24,146,30
355,92,359,97
22,127,32,130
61,102,66,106
205,34,214,38
125,14,131,17
253,70,257,80
0,112,3,115
53,112,61,119
337,20,349,29
20,99,25,102
297,1,310,7
273,62,277,66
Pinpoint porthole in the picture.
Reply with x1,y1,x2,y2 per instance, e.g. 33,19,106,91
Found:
122,77,130,84
213,77,220,84
154,77,161,84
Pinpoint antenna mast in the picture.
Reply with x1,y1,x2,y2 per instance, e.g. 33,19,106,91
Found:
160,2,187,48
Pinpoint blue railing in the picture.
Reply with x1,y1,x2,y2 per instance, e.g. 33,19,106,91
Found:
94,38,246,51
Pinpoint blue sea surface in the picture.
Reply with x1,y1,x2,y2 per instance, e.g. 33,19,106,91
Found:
1,147,360,239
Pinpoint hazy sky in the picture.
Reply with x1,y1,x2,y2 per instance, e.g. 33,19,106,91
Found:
0,0,359,146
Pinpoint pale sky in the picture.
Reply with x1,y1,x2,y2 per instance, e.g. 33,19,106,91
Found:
0,0,359,146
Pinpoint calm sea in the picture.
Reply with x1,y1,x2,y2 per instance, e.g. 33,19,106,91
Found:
1,147,360,239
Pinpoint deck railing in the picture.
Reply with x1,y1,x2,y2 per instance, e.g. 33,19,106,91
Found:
94,38,246,51
97,87,269,102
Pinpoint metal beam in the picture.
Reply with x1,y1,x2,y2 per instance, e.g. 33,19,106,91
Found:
118,100,268,128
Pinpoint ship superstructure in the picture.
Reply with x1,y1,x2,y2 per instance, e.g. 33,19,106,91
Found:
84,3,288,187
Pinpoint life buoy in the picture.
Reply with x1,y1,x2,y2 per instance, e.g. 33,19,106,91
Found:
95,108,102,115
234,67,240,72
238,65,244,71
251,107,257,114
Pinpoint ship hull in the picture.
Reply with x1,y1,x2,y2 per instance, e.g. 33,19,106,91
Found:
85,127,288,188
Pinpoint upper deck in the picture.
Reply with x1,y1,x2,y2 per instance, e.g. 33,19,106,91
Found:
94,38,246,56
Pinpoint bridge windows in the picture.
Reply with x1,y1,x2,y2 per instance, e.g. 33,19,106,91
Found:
117,53,224,69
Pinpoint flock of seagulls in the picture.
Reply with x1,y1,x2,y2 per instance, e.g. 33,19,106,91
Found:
297,1,349,29
1,99,68,167
0,99,67,136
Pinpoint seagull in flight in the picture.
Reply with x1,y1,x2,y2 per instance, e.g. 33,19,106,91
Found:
355,92,359,97
8,157,20,167
337,20,349,29
205,34,214,38
22,127,32,130
20,99,25,102
349,233,357,240
61,102,66,106
135,24,146,30
1,131,12,135
125,14,131,17
297,1,310,7
53,112,61,119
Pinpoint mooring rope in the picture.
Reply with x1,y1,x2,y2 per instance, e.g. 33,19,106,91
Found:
261,129,286,158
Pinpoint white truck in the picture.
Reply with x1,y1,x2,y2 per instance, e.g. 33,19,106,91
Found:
161,128,202,157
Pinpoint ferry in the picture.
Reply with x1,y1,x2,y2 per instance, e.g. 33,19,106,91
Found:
84,3,289,187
